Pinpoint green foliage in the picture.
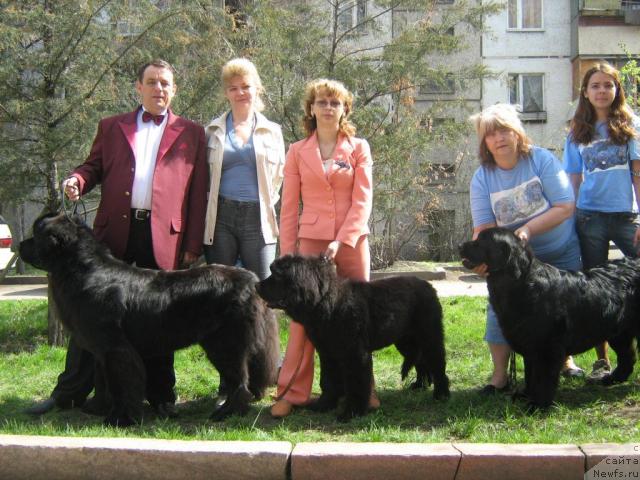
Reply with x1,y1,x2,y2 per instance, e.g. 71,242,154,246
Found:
1,297,638,443
0,1,504,265
240,0,503,267
619,43,640,112
0,1,236,212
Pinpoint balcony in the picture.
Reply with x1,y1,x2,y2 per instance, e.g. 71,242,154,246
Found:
576,0,640,24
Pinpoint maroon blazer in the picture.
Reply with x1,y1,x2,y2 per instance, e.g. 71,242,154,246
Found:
71,108,208,270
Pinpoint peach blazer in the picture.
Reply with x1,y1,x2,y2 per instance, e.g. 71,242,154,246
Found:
279,133,373,255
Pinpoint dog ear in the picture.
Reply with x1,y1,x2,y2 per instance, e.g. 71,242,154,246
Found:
504,232,532,279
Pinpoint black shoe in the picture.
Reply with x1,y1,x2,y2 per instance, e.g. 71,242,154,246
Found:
478,383,511,396
152,402,178,419
24,397,62,415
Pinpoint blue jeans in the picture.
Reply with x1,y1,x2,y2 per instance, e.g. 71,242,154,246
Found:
203,196,276,281
484,236,582,345
576,209,639,270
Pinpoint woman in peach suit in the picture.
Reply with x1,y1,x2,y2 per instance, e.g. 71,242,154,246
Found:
270,79,376,418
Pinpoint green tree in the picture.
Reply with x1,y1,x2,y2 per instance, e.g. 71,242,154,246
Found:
239,0,502,267
0,0,235,343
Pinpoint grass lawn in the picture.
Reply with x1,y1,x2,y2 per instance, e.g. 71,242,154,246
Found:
0,298,638,443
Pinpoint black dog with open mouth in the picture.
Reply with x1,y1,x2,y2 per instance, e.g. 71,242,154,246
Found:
460,227,640,410
257,254,449,422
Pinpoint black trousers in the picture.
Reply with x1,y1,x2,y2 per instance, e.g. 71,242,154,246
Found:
51,212,176,406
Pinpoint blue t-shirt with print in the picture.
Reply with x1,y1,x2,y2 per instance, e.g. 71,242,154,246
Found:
562,117,640,212
470,146,577,258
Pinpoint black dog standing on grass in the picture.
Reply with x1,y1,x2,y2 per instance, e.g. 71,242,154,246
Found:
19,213,280,426
459,227,640,411
257,254,449,422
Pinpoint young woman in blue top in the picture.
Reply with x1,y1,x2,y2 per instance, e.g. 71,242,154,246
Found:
468,103,583,394
562,62,640,381
203,58,285,281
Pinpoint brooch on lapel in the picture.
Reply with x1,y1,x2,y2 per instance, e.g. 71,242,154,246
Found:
335,159,351,170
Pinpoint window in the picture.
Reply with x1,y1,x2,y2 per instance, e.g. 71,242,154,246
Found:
509,73,544,113
508,0,542,29
338,0,367,33
419,74,455,95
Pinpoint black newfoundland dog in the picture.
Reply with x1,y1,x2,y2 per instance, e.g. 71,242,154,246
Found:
257,255,449,421
19,213,279,426
459,227,640,410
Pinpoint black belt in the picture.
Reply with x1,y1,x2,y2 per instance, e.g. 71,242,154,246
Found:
131,209,151,221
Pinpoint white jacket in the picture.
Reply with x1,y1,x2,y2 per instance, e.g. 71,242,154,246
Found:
203,111,285,245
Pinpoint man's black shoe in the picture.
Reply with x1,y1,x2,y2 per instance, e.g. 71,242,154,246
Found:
24,397,62,415
152,402,178,419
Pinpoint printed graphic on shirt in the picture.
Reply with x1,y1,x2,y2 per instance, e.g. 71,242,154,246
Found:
490,177,549,226
580,139,628,174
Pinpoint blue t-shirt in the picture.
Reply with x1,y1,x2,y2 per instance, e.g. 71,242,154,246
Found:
218,113,260,202
470,146,577,258
562,117,640,212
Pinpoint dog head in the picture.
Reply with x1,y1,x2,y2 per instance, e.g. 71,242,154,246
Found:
459,227,533,278
257,254,336,311
19,213,88,271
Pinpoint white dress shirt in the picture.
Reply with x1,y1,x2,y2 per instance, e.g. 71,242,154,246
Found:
131,108,167,210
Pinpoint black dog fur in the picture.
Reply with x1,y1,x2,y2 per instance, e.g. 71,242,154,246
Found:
257,254,449,421
19,213,279,426
459,227,640,410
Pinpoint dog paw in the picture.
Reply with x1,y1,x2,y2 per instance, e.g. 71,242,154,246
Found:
210,404,233,422
433,388,450,401
337,406,367,423
103,414,137,428
308,396,338,412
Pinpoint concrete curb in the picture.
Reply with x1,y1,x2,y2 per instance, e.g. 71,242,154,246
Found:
1,436,638,480
0,435,291,480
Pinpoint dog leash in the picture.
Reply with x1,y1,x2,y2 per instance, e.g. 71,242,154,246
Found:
272,341,306,402
59,180,87,222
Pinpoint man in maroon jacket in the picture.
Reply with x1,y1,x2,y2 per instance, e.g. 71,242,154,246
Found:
26,59,208,418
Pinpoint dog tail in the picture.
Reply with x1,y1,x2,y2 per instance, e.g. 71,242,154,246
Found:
247,299,280,399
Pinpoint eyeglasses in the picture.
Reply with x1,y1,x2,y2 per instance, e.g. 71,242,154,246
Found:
314,100,343,109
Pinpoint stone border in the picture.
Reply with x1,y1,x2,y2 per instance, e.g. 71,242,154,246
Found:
1,436,638,480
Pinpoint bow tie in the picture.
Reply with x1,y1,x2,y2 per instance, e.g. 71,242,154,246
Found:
142,111,165,126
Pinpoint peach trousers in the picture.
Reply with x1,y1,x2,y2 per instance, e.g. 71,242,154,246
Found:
275,236,370,405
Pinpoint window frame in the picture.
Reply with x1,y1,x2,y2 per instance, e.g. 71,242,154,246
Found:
337,0,368,34
507,0,544,31
508,72,547,122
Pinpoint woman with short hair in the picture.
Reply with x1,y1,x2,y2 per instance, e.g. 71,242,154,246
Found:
468,103,583,394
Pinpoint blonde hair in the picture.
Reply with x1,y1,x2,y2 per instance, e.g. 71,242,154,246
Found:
469,103,533,167
221,58,265,112
302,78,356,137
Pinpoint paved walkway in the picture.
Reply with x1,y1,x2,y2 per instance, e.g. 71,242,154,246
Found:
0,275,488,300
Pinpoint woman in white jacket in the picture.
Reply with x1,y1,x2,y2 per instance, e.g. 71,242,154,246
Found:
203,58,285,280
